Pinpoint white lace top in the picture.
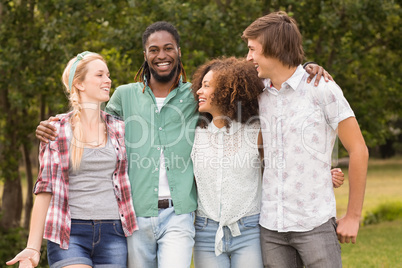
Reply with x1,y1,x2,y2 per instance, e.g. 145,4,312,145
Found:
191,120,262,256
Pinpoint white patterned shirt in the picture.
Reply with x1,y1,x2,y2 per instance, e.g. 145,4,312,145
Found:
259,65,355,232
191,120,261,255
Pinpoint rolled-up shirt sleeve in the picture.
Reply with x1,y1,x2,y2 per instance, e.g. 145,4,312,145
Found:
34,140,59,194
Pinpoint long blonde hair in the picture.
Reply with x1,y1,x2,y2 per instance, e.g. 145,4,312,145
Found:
61,52,106,170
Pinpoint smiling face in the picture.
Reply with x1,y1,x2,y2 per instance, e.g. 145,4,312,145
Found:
144,30,181,83
196,70,222,118
77,59,111,104
246,38,277,79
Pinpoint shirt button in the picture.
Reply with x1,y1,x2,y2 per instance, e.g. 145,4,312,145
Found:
180,99,183,103
114,173,117,176
155,168,159,171
154,188,158,192
157,147,160,150
159,127,162,131
155,109,159,113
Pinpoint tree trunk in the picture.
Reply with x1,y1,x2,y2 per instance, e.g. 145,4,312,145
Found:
0,80,23,230
1,174,23,229
23,141,34,229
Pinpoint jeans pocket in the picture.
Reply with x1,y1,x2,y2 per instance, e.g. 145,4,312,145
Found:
194,216,207,231
239,214,260,230
113,221,126,237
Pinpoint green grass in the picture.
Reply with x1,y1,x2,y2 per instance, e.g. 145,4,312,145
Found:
335,157,402,219
341,219,402,268
335,157,402,267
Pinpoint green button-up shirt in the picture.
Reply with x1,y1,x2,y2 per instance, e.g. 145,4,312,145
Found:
105,79,198,217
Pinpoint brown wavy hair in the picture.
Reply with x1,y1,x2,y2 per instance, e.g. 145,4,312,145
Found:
242,11,304,67
191,57,264,128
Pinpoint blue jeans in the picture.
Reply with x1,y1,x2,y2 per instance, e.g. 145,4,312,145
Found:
47,219,127,268
193,214,263,268
126,207,195,268
260,217,342,268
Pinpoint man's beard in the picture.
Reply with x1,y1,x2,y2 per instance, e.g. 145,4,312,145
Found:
149,61,180,83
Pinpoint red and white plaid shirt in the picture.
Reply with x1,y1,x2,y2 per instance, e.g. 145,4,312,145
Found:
34,110,137,249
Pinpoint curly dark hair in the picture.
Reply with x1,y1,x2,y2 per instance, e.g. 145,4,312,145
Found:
191,57,264,128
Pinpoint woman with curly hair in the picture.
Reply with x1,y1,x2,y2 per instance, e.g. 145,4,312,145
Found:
190,57,344,268
191,57,265,267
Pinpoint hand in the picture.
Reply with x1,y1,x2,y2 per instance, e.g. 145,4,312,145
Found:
305,63,334,86
331,168,345,188
6,248,40,267
336,216,360,244
35,117,59,143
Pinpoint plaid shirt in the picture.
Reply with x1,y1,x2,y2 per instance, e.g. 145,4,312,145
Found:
34,110,137,249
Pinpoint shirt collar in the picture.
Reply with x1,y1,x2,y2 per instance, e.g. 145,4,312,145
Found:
262,64,305,92
207,120,242,135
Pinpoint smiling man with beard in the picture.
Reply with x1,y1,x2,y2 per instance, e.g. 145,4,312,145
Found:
105,22,199,268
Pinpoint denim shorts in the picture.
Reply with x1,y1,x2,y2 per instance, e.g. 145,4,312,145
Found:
193,214,263,268
47,219,127,268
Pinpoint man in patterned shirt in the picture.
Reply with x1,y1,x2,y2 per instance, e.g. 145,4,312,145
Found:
242,11,368,267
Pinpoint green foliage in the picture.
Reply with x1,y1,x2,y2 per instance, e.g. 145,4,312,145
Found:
363,201,402,225
0,226,48,268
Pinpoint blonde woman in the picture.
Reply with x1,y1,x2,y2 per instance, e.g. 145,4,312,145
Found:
6,52,137,268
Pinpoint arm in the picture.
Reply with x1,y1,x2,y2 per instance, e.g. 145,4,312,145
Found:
336,117,368,244
304,62,334,86
36,117,59,143
6,193,51,267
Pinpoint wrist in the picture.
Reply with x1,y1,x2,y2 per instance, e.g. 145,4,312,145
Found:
345,212,362,221
303,61,317,69
26,247,41,255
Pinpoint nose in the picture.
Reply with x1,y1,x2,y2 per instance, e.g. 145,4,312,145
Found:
196,87,203,95
246,51,253,62
158,49,167,59
106,76,112,84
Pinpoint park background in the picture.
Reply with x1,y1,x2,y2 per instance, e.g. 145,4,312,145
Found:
0,0,401,267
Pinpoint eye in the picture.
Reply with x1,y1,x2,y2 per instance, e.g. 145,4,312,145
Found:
149,48,157,53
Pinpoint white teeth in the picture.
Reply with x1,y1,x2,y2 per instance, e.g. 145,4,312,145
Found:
102,88,110,91
157,62,170,66
199,98,206,103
